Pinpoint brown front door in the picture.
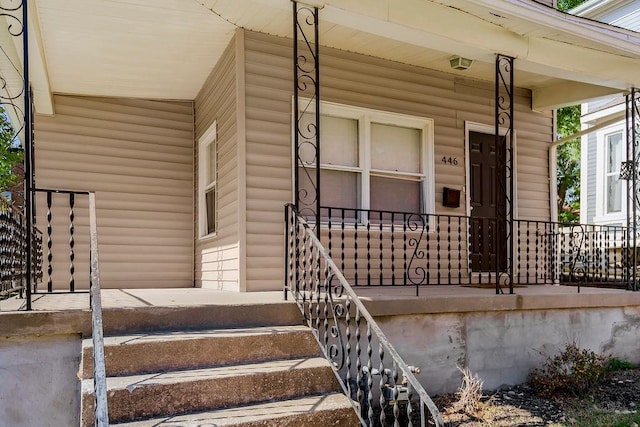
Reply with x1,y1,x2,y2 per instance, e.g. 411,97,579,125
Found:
469,131,506,272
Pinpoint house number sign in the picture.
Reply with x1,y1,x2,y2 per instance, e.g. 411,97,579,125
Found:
441,156,459,166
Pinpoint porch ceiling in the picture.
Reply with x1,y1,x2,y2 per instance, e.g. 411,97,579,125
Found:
26,0,640,114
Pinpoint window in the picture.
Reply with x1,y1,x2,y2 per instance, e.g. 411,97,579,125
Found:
297,101,434,215
199,122,217,237
605,131,623,214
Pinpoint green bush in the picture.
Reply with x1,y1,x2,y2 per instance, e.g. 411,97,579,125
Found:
607,357,635,372
528,343,609,398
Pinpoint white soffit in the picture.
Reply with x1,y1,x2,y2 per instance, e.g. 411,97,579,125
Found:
0,1,53,137
36,0,237,101
32,0,640,108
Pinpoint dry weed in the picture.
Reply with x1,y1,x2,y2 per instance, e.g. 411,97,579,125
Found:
454,365,484,415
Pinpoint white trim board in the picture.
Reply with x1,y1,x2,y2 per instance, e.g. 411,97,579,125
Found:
464,122,518,220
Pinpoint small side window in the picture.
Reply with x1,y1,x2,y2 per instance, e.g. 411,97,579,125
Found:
605,131,623,214
199,122,217,237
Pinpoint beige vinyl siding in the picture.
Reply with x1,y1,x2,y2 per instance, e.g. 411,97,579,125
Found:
35,95,194,289
194,32,241,291
243,30,553,291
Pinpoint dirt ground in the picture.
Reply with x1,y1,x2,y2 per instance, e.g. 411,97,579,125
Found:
435,368,640,426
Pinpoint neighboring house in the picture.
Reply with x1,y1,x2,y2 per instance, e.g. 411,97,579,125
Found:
576,0,640,227
3,0,640,293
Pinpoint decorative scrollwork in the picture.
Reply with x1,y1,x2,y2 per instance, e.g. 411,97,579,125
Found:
0,0,28,147
0,100,26,147
626,89,640,290
322,267,346,370
284,204,444,426
495,54,515,293
296,55,317,77
559,224,590,285
0,0,38,308
406,213,427,286
293,1,320,231
0,1,24,37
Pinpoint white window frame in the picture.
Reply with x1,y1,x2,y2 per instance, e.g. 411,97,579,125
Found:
294,99,435,216
605,131,624,214
198,122,217,239
594,124,626,224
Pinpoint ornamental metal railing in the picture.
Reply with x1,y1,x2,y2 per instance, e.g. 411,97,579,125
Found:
285,204,444,426
31,188,92,296
319,206,630,294
0,202,42,299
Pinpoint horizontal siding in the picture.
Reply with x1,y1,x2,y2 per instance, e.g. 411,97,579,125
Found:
198,243,240,291
599,1,640,28
35,95,194,289
243,30,553,291
194,34,240,290
613,9,640,31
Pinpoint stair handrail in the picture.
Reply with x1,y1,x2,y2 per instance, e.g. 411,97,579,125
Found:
284,204,443,426
88,192,108,426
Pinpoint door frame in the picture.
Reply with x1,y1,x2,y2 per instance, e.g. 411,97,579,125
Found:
464,121,518,275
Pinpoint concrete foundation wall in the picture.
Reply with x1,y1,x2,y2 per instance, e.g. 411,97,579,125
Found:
3,297,640,422
0,334,81,426
376,306,640,395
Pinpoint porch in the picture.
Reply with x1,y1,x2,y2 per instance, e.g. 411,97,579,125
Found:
3,0,640,425
3,286,640,396
2,284,637,318
297,206,635,293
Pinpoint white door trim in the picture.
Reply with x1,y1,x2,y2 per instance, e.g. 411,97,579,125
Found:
464,122,517,220
464,121,518,278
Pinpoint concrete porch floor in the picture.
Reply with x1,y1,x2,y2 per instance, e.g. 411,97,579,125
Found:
1,284,636,312
2,284,640,338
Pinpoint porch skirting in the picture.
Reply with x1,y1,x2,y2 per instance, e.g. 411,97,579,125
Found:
2,286,640,404
358,286,640,394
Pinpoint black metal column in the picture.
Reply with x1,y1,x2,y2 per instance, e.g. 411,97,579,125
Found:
623,89,640,291
293,1,320,233
0,1,33,308
23,0,33,309
495,54,515,295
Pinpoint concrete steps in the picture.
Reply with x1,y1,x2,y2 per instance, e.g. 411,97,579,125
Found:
80,326,321,377
80,324,359,426
115,394,358,426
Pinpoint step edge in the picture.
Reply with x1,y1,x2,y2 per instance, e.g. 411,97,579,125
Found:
81,356,335,392
110,393,357,426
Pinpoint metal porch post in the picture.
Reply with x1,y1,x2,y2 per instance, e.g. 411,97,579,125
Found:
293,1,320,233
624,89,640,291
22,0,33,310
495,54,515,295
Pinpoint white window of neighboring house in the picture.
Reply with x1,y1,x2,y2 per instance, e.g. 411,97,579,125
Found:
198,122,217,238
297,101,434,215
605,131,623,214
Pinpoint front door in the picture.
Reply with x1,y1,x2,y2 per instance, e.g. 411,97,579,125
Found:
469,131,506,272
